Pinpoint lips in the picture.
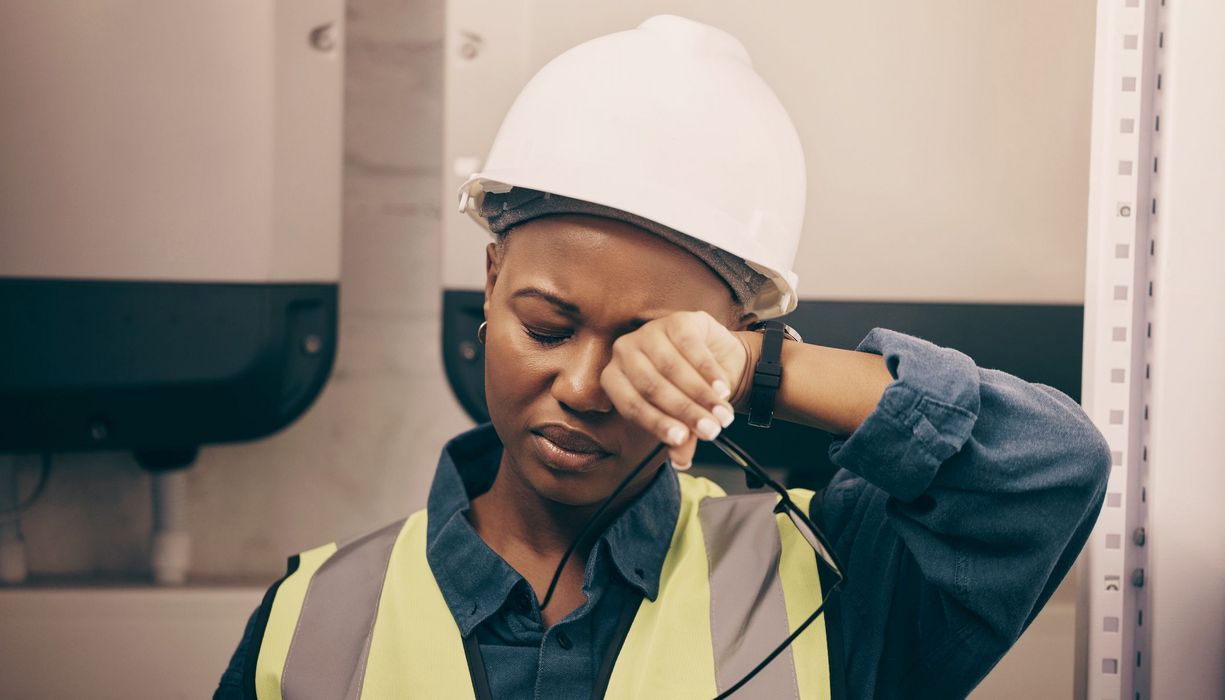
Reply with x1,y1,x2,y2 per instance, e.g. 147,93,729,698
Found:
532,424,612,455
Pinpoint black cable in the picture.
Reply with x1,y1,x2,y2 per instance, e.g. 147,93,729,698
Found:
703,434,846,697
713,581,843,699
0,453,52,522
538,433,844,698
538,441,668,610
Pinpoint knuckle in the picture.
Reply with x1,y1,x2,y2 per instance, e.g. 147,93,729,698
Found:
641,372,671,399
635,375,656,398
653,351,679,375
619,393,646,419
668,324,697,349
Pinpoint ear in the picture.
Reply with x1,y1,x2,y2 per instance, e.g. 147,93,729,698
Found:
483,241,501,320
733,309,759,331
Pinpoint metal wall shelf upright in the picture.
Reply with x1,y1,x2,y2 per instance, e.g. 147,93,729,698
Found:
1079,1,1225,698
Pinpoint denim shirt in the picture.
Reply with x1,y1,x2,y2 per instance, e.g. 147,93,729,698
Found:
215,327,1111,699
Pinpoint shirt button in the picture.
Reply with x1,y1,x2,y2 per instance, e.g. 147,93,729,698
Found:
556,631,573,650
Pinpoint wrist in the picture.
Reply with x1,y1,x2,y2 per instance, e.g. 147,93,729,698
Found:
730,330,762,414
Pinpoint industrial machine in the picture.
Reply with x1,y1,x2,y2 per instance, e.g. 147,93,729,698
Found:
0,1,345,583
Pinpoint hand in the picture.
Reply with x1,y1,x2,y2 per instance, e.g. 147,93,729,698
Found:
599,311,752,468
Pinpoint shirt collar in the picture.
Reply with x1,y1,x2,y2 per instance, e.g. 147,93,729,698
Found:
424,422,680,635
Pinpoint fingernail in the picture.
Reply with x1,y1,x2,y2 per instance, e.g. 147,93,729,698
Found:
666,425,688,446
672,459,691,471
712,404,735,428
696,417,721,441
712,379,731,401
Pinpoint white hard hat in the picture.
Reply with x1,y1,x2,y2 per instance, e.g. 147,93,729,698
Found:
458,14,806,319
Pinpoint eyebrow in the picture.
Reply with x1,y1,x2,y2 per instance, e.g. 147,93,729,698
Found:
509,287,659,328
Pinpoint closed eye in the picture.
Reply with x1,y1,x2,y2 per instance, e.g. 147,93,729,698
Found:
523,326,570,347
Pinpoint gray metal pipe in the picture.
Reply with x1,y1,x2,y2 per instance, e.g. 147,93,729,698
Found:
0,455,29,584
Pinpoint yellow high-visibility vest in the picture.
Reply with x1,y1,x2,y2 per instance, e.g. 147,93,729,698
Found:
249,474,837,699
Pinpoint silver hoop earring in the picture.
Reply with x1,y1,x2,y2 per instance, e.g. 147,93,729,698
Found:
477,321,488,344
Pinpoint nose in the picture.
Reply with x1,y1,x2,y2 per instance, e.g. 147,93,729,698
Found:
551,335,614,415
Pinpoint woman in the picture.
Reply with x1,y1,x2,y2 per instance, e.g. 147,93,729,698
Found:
216,15,1111,699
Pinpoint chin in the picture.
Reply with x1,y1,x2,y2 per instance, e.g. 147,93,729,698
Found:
522,455,625,508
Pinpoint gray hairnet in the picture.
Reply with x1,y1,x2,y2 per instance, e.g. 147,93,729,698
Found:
480,187,769,310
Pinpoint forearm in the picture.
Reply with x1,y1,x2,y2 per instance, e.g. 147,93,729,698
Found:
731,330,895,436
814,328,1111,695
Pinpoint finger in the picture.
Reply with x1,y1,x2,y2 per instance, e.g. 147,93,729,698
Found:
601,364,691,447
665,315,735,401
639,333,735,422
669,434,698,471
619,349,726,441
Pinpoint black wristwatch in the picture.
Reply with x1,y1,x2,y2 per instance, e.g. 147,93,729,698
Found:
746,320,801,428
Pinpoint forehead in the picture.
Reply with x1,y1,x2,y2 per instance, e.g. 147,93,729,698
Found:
498,215,735,321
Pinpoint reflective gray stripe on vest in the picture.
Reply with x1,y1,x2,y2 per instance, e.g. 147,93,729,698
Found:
699,493,801,699
282,517,405,700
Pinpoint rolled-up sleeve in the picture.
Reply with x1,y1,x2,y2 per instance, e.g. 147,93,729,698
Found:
820,327,1111,699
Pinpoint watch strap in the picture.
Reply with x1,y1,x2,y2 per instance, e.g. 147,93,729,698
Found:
747,320,786,428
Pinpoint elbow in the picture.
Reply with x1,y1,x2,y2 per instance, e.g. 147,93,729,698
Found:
1072,419,1113,509
1033,383,1112,501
